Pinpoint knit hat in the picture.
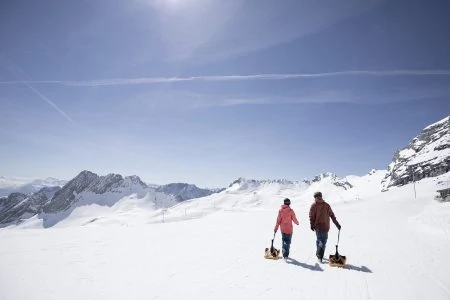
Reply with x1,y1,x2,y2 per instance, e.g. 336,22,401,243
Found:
283,198,291,205
313,191,322,198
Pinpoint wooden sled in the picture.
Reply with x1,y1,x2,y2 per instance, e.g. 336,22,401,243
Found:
264,247,281,260
329,231,346,267
329,254,347,267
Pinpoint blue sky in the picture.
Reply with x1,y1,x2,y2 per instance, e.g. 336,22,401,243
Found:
1,0,449,188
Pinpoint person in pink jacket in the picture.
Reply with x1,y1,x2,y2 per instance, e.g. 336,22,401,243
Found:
274,198,299,259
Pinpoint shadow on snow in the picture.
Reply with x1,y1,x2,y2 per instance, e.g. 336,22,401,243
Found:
343,264,373,273
285,258,323,271
285,258,373,273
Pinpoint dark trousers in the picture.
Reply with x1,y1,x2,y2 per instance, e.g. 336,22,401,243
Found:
315,231,328,259
281,233,292,258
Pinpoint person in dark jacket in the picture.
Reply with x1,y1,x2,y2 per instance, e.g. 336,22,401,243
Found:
309,191,341,262
274,198,299,259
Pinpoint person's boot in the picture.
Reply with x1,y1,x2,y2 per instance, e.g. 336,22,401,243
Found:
316,247,324,263
319,247,325,261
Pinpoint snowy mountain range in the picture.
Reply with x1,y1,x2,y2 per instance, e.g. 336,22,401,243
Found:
1,116,449,228
0,171,220,228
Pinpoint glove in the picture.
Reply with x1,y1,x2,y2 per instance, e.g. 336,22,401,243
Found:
311,226,315,232
274,230,277,234
337,224,341,230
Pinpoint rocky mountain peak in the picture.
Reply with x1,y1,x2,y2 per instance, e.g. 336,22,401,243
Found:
382,116,450,189
124,175,148,188
42,171,150,214
312,172,336,182
311,172,353,190
0,186,60,226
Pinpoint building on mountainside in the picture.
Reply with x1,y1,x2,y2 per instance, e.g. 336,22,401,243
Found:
435,187,450,202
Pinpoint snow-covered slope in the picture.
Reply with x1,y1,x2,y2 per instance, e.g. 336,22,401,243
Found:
150,171,383,225
383,116,450,190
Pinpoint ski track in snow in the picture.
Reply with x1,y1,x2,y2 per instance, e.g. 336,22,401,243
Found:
0,173,449,299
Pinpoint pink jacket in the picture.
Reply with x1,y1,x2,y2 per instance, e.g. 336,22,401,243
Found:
274,205,299,234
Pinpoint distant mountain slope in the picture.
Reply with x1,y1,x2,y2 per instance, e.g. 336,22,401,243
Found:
156,183,218,202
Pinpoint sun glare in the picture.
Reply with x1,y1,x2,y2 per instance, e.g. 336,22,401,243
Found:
158,0,203,8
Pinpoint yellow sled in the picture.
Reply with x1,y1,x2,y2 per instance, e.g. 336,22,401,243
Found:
264,234,281,259
329,230,346,267
329,251,347,267
264,247,281,260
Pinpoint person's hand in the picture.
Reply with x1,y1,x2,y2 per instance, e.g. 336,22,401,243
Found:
311,226,315,232
337,224,341,230
274,230,277,234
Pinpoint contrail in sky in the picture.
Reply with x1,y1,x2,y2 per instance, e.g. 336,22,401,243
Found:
0,56,74,123
21,80,74,123
0,70,449,87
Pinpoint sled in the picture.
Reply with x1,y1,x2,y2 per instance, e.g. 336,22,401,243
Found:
329,230,346,267
329,249,347,267
264,247,281,259
264,233,281,260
